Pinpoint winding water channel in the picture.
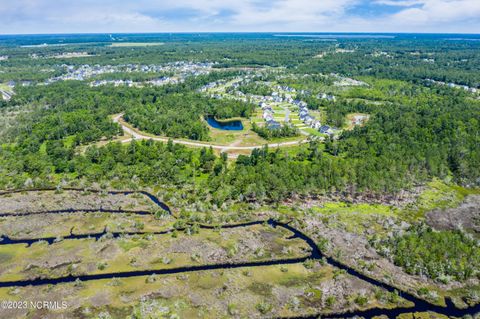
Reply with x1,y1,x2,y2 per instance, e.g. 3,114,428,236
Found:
0,188,478,318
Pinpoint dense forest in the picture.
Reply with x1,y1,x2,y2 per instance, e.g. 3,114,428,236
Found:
233,82,273,96
124,93,255,140
0,34,479,200
251,123,299,140
372,224,480,282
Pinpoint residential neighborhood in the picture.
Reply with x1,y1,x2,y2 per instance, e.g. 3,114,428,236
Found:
45,61,215,85
425,78,478,94
201,75,340,137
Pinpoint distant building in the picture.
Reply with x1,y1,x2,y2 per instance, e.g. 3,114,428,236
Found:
266,120,281,130
353,115,368,125
304,115,314,125
319,125,331,134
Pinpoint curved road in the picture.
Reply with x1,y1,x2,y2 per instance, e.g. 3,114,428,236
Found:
113,114,308,153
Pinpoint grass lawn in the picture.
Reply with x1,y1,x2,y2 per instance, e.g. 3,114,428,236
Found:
302,128,323,136
272,106,284,112
207,119,268,146
0,83,13,93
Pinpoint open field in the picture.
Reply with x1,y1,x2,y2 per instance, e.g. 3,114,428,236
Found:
0,263,406,319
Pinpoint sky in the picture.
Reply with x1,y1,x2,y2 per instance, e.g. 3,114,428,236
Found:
0,0,479,34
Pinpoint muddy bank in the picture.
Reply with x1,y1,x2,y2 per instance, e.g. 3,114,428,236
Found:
0,190,158,215
426,195,480,233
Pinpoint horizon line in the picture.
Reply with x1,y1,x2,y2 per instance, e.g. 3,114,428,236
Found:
1,31,480,37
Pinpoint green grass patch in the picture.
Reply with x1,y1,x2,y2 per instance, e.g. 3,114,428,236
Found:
118,238,149,252
407,179,479,217
310,202,397,234
312,202,395,216
302,127,323,136
0,252,14,263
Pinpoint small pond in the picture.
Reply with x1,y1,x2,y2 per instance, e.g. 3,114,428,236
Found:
206,116,243,131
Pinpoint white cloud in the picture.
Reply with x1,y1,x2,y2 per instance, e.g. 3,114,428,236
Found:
0,0,478,33
389,0,480,26
374,0,422,6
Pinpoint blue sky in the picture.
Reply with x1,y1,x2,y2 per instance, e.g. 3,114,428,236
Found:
0,0,479,34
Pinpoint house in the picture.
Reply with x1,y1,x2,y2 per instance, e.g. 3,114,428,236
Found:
263,111,274,122
326,95,336,102
319,93,336,102
266,120,281,130
319,125,331,134
299,110,308,120
312,121,322,130
299,105,308,112
353,115,368,125
304,115,314,125
263,106,273,113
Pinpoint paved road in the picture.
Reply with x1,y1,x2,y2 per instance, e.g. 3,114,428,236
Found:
113,114,308,152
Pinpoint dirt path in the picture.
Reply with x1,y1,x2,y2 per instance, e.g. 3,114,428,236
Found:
112,114,307,154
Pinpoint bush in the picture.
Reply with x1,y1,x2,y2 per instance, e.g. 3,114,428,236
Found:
255,302,272,314
374,224,480,282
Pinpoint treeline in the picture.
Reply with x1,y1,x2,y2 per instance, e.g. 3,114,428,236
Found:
3,70,243,147
337,93,480,185
372,224,479,282
1,85,479,200
251,122,299,140
234,83,273,96
2,36,479,86
297,43,480,87
124,93,256,141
